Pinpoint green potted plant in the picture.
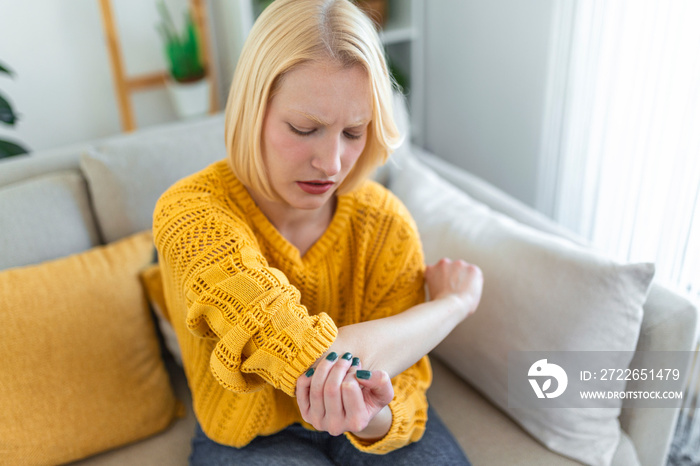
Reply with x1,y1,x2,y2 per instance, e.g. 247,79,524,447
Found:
253,0,275,18
0,61,29,159
156,0,209,118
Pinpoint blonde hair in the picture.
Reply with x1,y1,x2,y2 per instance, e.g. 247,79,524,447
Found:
224,0,401,200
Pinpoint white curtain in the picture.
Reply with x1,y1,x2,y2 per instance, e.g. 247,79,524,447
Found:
539,0,700,302
539,1,700,461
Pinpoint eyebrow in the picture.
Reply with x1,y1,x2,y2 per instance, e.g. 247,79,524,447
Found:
292,110,369,127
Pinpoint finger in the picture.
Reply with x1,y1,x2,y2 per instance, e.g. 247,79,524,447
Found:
341,374,367,433
340,357,361,403
340,357,362,407
356,370,394,406
295,366,314,421
323,352,354,432
308,351,339,422
340,357,361,391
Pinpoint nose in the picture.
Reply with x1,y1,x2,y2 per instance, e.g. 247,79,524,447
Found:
311,134,342,177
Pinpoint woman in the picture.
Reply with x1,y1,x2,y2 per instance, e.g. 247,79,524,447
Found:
153,0,483,464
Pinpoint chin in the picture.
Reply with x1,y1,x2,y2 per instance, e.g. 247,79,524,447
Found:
287,191,335,211
292,196,331,211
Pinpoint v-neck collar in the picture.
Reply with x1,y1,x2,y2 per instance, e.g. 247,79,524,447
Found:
222,163,353,267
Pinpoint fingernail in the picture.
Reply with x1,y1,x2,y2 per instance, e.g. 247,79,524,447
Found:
351,357,360,367
306,368,315,377
356,370,371,380
341,352,353,361
326,352,338,362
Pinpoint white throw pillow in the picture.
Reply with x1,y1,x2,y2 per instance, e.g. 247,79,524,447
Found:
389,154,654,466
371,91,412,186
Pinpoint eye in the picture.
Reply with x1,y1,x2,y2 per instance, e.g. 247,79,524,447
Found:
288,124,315,137
343,131,363,140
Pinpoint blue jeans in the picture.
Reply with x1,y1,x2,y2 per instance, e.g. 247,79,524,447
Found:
189,406,471,465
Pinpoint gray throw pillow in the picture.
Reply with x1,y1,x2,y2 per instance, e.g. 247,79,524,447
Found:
80,114,226,243
0,170,101,270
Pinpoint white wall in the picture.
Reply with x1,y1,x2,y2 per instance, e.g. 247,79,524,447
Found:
422,0,556,207
0,0,246,152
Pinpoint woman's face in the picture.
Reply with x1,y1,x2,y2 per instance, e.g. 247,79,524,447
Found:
261,60,372,212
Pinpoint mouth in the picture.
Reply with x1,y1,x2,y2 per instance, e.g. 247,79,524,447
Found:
297,180,335,195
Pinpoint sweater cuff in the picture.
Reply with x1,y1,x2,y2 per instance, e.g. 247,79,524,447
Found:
343,397,426,454
278,312,338,397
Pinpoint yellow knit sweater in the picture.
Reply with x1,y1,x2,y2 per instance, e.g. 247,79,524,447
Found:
153,159,431,454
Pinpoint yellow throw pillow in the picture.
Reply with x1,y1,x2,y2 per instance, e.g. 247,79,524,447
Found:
140,263,183,366
140,263,170,322
0,231,180,465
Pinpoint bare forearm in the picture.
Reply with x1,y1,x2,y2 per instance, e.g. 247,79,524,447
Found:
351,405,392,440
300,260,482,442
329,295,468,378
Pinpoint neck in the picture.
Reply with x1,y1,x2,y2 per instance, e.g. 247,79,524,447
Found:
247,188,336,236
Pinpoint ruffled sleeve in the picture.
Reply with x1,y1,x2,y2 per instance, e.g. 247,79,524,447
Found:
153,173,337,398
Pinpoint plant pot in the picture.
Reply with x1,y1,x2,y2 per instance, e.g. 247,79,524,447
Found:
165,77,210,119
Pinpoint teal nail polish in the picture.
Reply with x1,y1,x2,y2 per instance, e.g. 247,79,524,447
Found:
351,357,360,367
356,370,371,380
341,352,353,361
326,352,338,362
306,368,315,377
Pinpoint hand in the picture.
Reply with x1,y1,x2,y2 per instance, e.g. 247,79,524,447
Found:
425,258,483,317
296,352,394,437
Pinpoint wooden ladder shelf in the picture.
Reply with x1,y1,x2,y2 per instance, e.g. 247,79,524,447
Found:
98,0,218,132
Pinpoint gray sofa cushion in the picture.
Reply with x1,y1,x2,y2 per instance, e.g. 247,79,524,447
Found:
428,358,641,466
0,170,101,269
80,114,227,243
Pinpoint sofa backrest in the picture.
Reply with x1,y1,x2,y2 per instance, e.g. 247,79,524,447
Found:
0,144,85,188
0,113,227,269
0,168,101,269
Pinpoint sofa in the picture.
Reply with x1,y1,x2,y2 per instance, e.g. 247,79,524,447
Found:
0,98,697,466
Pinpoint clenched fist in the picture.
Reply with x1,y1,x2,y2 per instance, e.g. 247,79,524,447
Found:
425,258,483,317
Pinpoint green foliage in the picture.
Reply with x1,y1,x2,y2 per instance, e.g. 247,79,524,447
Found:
387,57,409,94
253,0,275,18
156,1,206,83
0,63,13,77
0,139,27,158
0,93,17,125
0,61,29,159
